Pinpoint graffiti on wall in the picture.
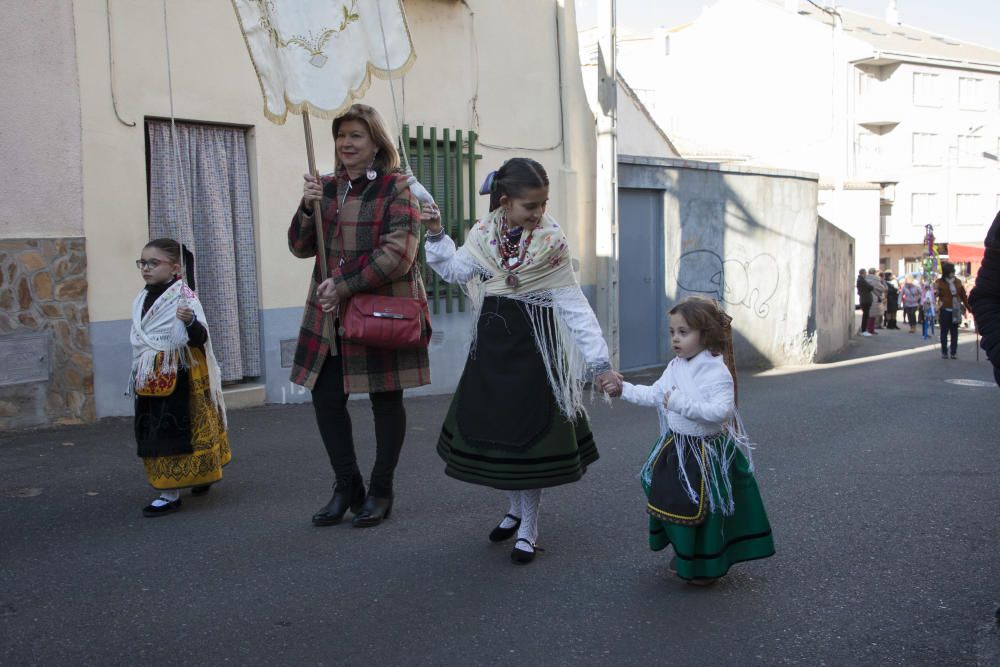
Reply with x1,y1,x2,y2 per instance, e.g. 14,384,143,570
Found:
675,249,780,318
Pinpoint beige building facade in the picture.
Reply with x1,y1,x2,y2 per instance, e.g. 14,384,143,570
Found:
0,0,598,427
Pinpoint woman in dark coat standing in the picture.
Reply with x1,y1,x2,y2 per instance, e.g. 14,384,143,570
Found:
884,272,900,329
289,104,431,528
969,210,1000,385
857,269,874,336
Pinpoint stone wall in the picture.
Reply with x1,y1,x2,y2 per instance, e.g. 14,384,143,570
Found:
0,238,95,429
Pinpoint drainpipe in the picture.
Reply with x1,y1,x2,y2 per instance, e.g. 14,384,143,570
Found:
595,0,620,367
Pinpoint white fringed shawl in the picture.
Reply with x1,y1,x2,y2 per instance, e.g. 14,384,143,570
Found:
630,351,754,516
128,281,227,428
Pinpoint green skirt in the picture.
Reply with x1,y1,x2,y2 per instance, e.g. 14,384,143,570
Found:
644,444,774,581
437,395,598,491
437,296,599,490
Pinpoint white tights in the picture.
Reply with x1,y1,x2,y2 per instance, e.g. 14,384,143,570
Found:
149,489,180,506
503,489,542,551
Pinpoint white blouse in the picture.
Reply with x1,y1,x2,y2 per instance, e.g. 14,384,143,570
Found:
424,233,611,372
621,349,735,436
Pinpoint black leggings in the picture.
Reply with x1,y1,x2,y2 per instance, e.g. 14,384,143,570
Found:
939,308,959,357
310,349,406,497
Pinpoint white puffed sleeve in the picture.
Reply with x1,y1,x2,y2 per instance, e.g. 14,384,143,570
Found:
551,286,611,375
621,364,672,407
424,234,482,284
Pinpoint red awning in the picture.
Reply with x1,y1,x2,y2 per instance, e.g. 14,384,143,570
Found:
948,243,985,263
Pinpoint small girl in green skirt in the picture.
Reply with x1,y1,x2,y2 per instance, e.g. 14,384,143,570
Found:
616,296,774,584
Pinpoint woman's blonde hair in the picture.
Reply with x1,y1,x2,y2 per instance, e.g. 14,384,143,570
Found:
332,104,400,174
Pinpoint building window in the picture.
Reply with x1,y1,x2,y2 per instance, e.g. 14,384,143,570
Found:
956,194,983,225
913,72,941,107
912,132,941,166
957,135,983,167
911,193,940,227
857,69,878,96
958,77,985,111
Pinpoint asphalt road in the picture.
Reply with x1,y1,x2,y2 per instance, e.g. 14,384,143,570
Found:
2,324,998,666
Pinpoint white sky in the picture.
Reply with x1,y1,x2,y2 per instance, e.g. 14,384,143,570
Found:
575,0,1000,51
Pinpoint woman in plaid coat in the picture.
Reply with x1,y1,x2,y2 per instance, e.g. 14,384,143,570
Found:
289,104,431,528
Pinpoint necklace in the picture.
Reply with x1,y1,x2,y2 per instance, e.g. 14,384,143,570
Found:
498,221,533,287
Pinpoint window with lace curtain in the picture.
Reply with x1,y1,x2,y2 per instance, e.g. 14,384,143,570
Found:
145,119,262,383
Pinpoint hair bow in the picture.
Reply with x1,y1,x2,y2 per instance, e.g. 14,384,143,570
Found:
479,170,498,196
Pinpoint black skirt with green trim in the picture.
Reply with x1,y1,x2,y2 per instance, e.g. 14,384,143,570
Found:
646,445,775,580
436,296,599,490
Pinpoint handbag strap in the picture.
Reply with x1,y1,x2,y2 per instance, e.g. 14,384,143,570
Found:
335,176,422,302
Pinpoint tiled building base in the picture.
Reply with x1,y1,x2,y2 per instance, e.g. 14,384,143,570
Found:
0,238,95,429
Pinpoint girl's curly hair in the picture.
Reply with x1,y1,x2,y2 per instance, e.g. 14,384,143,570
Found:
668,295,733,355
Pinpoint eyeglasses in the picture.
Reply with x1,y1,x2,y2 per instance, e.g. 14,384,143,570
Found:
135,259,164,269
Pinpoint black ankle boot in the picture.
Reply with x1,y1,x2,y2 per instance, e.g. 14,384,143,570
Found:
352,493,393,528
312,477,366,526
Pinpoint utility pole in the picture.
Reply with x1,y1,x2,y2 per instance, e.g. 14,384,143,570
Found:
595,0,620,367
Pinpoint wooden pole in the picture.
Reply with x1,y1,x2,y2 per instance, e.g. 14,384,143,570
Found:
302,111,337,343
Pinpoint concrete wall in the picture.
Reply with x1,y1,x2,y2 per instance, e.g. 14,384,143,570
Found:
817,184,881,280
814,217,856,361
616,83,678,160
67,0,597,417
0,1,84,239
619,155,841,369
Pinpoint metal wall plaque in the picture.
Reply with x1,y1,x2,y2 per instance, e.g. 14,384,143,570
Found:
280,339,297,369
0,333,52,386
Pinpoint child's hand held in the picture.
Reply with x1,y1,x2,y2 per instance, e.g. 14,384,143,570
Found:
176,305,194,323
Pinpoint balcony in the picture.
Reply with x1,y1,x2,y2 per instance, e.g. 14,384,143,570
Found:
855,92,901,129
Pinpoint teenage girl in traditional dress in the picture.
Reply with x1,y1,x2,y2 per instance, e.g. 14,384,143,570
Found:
129,238,230,517
422,158,621,564
613,296,774,583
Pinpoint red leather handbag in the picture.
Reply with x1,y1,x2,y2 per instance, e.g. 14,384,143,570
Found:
341,286,428,350
334,192,429,351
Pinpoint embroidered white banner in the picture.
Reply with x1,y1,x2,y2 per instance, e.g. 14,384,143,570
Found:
231,0,415,124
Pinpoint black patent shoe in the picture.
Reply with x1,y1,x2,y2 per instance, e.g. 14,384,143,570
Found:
352,494,393,528
142,497,181,517
191,484,212,496
312,479,366,527
488,514,522,543
510,538,542,565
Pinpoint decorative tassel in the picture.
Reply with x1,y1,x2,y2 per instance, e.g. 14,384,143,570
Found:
403,165,435,205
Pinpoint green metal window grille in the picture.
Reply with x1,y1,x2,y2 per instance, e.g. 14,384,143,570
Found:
403,124,480,314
